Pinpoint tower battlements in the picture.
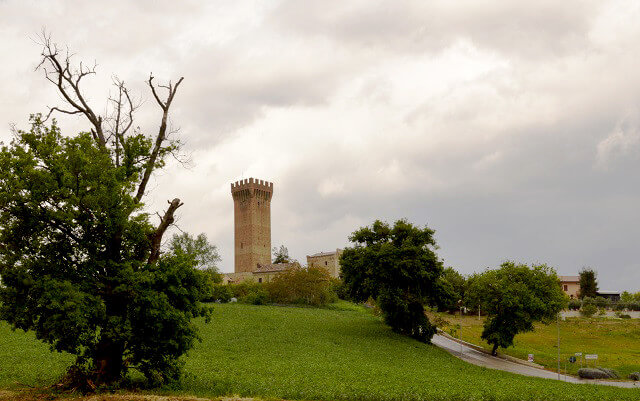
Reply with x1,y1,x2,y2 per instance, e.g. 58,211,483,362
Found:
231,178,273,202
231,177,273,191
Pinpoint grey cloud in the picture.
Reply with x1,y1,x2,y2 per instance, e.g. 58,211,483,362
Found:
270,0,599,59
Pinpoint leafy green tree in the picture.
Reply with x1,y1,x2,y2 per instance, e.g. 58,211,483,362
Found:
170,232,222,283
578,268,598,299
272,245,290,264
435,267,467,312
468,262,566,355
340,220,444,342
0,37,209,387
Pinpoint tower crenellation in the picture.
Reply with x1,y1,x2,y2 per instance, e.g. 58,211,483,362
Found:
231,177,273,273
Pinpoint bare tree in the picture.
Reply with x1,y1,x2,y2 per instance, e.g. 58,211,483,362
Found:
36,31,184,264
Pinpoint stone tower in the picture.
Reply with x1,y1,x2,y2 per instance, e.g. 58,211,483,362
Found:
231,178,273,273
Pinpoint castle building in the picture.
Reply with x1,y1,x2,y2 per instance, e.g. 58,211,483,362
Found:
231,178,273,273
307,249,343,278
224,178,300,284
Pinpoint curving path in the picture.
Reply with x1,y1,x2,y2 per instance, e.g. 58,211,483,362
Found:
431,334,639,389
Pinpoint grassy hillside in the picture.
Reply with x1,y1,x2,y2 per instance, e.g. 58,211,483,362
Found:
1,302,639,400
436,313,640,377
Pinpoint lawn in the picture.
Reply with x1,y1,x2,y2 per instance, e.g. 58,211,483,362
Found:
435,312,640,377
1,302,639,400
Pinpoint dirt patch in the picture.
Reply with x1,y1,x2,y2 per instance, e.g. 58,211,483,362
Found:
0,391,266,401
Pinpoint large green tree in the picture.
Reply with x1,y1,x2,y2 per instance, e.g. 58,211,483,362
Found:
340,220,444,342
578,267,598,299
435,267,467,313
467,262,566,355
0,36,209,387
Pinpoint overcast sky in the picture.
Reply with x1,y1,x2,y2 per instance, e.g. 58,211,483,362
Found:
2,0,640,291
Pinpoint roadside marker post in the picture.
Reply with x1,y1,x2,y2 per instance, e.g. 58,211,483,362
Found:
585,354,598,368
575,352,583,369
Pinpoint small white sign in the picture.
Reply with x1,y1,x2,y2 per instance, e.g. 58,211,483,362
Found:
527,354,534,363
585,354,598,360
575,352,582,356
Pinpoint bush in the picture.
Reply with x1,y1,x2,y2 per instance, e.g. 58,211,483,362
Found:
266,266,337,306
210,284,233,303
226,281,271,304
594,297,609,308
615,311,632,319
629,372,640,381
567,299,581,311
330,279,350,300
241,289,270,305
580,303,597,318
578,368,619,379
629,302,640,311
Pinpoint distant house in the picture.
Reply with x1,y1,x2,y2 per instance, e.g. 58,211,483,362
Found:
306,249,343,278
559,276,580,299
596,291,621,302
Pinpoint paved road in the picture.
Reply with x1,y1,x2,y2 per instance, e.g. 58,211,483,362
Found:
432,334,639,388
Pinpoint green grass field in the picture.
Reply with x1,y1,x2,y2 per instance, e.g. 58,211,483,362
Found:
436,313,640,377
2,302,640,400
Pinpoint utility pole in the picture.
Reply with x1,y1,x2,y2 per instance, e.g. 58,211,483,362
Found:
557,313,561,380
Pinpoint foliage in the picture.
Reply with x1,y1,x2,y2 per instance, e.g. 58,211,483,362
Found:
340,219,443,342
169,232,221,273
272,245,290,264
578,268,598,299
266,266,337,306
209,284,233,303
466,262,566,355
580,303,598,318
567,299,581,311
435,267,466,312
3,305,640,401
620,291,640,303
227,281,270,304
169,233,222,302
0,120,209,386
594,296,609,308
329,278,350,300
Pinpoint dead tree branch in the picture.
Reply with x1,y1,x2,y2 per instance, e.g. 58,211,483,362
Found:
147,198,183,264
134,74,184,203
36,31,106,148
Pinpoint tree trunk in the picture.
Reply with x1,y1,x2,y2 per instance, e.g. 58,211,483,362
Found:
94,338,124,384
491,343,499,356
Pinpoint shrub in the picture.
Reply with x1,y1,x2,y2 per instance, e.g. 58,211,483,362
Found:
266,266,337,306
210,284,233,303
567,299,581,311
629,302,640,311
615,311,632,319
580,303,597,318
226,281,271,304
594,297,609,308
330,279,350,300
241,289,270,305
629,372,640,381
578,368,619,379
